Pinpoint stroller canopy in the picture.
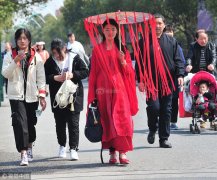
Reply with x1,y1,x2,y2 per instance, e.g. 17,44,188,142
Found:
190,71,217,97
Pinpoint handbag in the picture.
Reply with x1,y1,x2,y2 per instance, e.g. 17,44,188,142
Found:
84,100,103,143
53,79,78,111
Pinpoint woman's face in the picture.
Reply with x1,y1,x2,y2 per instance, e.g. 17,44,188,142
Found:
52,48,65,61
17,33,30,50
37,45,43,51
103,24,117,41
196,32,208,47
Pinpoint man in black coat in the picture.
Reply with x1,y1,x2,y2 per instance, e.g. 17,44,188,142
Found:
136,14,185,148
186,29,217,77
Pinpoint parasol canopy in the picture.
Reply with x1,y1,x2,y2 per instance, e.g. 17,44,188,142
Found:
84,11,175,99
84,11,149,24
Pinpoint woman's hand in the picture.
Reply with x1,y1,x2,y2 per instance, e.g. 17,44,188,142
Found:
63,72,73,80
207,64,214,71
39,97,46,111
185,65,192,73
54,75,65,82
119,51,127,66
138,82,145,92
14,53,26,64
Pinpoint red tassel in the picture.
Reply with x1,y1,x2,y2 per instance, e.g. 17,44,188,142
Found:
84,13,175,100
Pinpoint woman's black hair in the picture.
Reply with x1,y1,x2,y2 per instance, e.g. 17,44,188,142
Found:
102,18,126,53
51,38,66,60
15,28,31,51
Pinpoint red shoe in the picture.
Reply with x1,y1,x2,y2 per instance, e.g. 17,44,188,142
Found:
119,153,129,164
109,152,117,164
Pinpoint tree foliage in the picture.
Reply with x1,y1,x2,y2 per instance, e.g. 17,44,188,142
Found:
29,14,67,47
0,0,48,31
4,0,217,53
61,0,198,51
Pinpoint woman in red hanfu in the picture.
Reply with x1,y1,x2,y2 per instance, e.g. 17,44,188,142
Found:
88,19,138,164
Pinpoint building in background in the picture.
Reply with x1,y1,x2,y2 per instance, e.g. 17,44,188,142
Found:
198,0,217,44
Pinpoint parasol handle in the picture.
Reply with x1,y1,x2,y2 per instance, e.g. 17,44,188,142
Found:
119,23,121,51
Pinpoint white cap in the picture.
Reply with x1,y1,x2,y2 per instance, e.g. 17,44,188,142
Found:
36,41,45,45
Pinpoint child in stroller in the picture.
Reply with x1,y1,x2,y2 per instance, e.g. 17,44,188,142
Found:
189,71,217,133
194,81,216,128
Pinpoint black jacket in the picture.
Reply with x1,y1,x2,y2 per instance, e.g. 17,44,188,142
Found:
186,42,216,75
135,33,185,84
44,53,89,113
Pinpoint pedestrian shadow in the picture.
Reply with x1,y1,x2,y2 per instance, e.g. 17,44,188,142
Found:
133,128,217,136
79,149,105,153
134,146,159,150
170,128,217,136
0,160,123,174
0,161,18,167
134,129,149,134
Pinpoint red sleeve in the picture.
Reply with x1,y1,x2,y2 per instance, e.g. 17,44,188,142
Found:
121,49,139,116
87,48,97,105
121,50,134,76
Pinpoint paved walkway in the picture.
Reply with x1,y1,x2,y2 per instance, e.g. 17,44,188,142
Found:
1,86,217,180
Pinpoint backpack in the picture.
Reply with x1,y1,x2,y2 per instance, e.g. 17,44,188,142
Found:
53,80,78,111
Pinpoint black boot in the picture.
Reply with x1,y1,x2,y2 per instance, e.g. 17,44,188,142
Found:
147,131,156,144
159,140,172,148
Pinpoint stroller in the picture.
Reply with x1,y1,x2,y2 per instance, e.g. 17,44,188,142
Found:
189,71,217,134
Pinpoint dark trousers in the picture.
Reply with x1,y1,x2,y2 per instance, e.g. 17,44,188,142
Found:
54,110,80,150
146,94,173,142
171,97,178,123
10,100,39,152
171,80,179,123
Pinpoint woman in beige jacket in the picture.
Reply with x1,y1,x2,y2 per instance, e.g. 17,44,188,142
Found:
1,28,46,166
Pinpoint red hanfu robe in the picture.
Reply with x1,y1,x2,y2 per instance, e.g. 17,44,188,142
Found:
88,42,138,152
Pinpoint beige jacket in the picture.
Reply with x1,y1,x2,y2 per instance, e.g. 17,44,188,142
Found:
1,49,46,102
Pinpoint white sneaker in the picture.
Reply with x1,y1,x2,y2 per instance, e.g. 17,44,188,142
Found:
20,152,28,166
27,148,33,161
58,146,66,158
70,149,79,160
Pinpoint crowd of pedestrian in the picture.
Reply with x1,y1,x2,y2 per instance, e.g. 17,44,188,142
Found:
1,12,217,167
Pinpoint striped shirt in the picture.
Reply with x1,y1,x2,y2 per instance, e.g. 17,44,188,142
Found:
200,48,206,70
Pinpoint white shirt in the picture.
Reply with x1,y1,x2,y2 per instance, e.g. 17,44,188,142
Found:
67,41,85,54
67,41,89,67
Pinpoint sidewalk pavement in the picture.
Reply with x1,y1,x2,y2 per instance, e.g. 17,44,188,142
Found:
1,87,217,180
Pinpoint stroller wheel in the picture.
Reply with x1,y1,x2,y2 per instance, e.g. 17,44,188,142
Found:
214,124,217,131
195,124,201,134
190,124,195,134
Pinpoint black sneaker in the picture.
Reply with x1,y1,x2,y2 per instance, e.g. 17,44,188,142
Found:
147,131,156,144
159,140,172,148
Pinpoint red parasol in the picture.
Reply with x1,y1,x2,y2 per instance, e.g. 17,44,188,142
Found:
84,11,174,99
